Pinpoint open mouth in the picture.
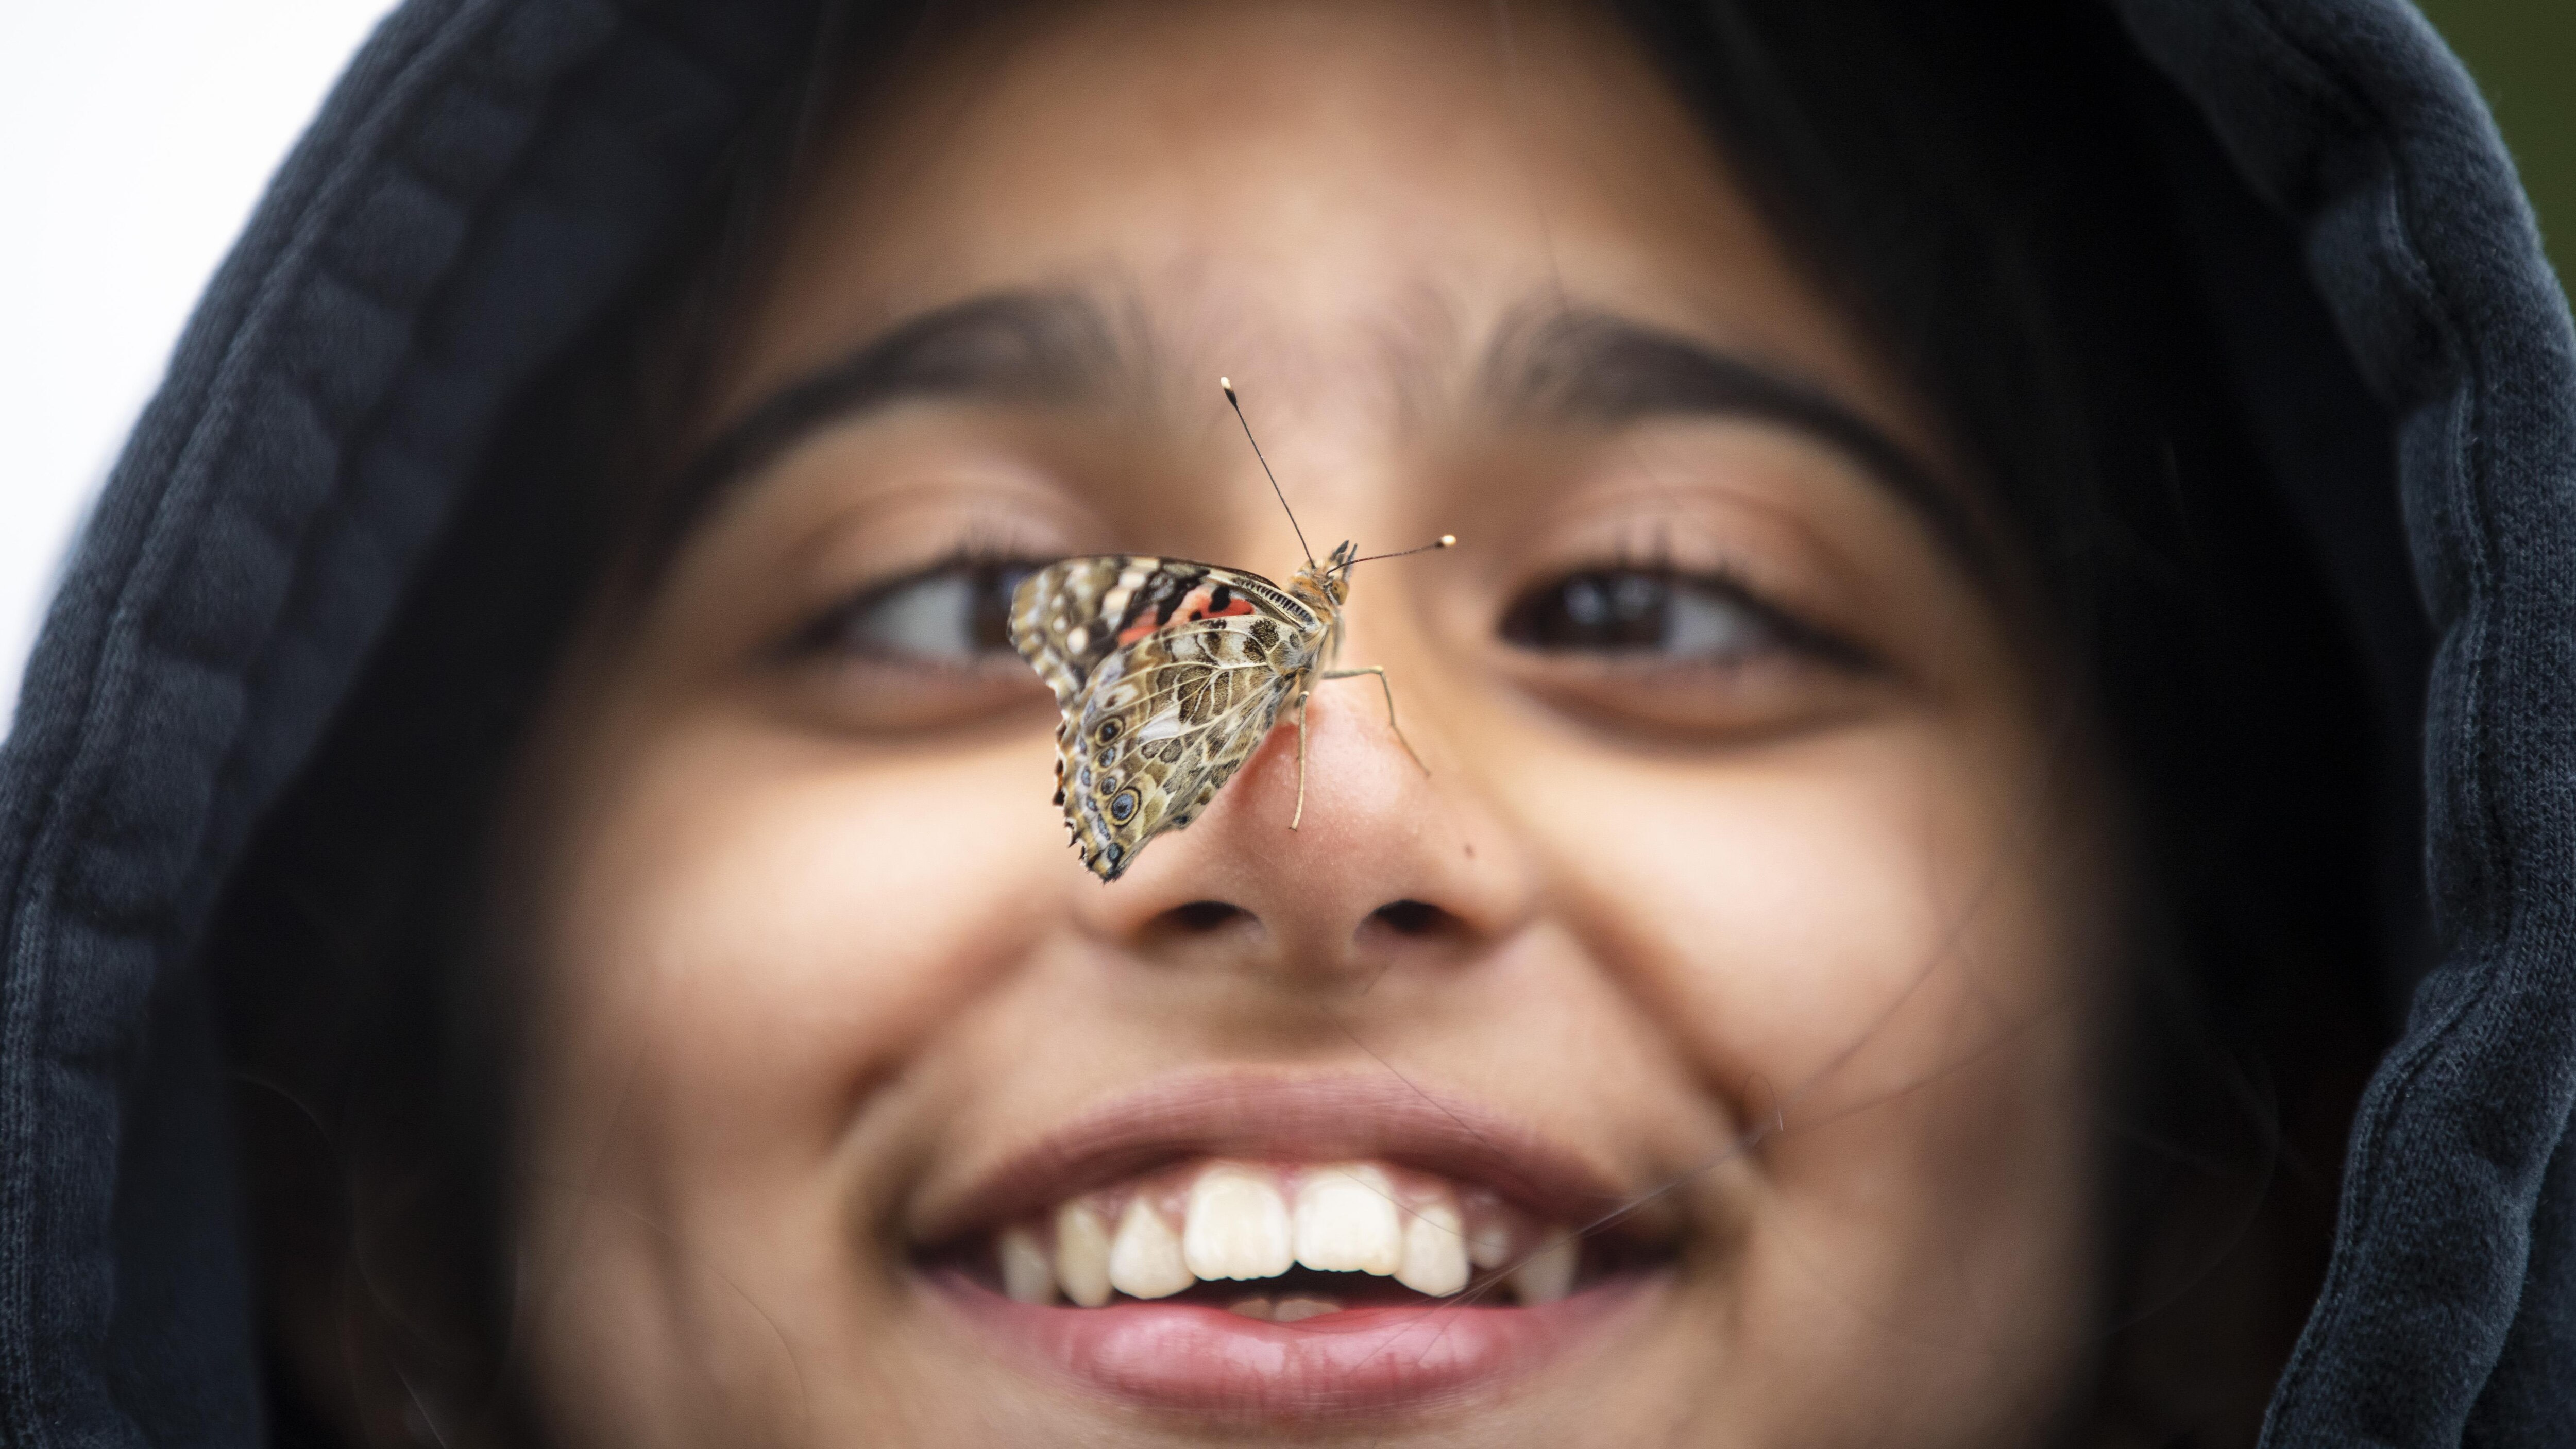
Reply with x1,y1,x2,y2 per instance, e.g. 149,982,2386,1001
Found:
911,1075,1678,1420
936,1157,1617,1310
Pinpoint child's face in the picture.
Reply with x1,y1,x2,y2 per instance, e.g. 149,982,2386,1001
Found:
503,1,2120,1443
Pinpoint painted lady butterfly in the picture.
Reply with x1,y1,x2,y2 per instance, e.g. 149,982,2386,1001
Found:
1007,382,1452,881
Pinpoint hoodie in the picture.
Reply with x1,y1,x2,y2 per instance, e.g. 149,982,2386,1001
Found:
0,2,2568,1445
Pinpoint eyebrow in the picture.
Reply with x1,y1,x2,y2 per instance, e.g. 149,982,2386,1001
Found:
645,292,1992,590
1485,309,1994,583
639,289,1117,576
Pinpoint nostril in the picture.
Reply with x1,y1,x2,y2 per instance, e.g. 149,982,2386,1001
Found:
1168,900,1246,933
1369,899,1451,936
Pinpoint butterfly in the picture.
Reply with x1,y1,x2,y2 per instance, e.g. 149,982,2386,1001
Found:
1007,381,1453,881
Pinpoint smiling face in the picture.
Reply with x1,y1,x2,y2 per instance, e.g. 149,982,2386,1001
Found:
497,1,2124,1443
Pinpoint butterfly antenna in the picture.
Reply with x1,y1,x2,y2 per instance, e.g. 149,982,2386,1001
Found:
1221,377,1314,568
1336,535,1459,573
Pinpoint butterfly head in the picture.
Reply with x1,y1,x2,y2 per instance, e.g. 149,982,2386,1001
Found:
1288,541,1357,609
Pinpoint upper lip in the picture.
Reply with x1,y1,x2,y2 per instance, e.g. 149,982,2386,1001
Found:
910,1069,1670,1249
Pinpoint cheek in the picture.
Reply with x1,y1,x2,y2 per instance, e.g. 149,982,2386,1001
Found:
1501,717,2112,1417
514,717,1066,1218
1514,719,2100,1109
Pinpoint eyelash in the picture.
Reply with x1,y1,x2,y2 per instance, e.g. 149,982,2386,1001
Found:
1499,545,1874,673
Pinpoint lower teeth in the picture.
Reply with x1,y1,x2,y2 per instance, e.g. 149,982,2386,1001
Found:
1226,1294,1343,1322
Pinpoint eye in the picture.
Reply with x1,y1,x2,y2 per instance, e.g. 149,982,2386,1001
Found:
804,557,1038,665
1500,568,1783,662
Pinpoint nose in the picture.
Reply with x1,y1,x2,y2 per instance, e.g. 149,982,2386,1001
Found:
1076,683,1529,985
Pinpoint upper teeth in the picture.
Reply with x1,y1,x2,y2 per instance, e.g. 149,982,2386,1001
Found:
1184,1166,1296,1281
1398,1198,1470,1297
1293,1164,1403,1276
1110,1196,1195,1299
1053,1201,1115,1307
989,1159,1574,1309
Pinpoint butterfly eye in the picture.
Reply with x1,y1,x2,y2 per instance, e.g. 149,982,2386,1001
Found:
1500,568,1780,662
814,559,1037,664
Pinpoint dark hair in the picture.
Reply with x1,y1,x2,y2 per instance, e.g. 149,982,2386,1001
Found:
210,2,2391,1444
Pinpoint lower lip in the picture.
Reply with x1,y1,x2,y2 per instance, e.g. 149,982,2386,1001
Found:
927,1270,1654,1421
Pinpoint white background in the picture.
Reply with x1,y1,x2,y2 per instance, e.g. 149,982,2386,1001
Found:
0,1,396,732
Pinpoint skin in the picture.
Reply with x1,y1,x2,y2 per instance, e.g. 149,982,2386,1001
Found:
472,2,2126,1443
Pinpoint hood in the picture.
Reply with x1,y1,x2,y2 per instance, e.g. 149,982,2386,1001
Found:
0,2,2568,1445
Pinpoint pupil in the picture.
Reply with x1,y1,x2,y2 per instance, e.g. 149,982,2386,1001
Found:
1566,578,1608,627
1610,573,1660,620
1504,570,1673,650
969,562,1035,651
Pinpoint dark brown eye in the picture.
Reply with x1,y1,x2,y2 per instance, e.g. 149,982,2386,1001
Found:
1500,568,1778,661
811,559,1037,664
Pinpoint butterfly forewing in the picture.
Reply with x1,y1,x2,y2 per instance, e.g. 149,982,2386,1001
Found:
1009,555,1330,880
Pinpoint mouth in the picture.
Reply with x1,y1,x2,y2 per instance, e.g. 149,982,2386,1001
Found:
911,1072,1679,1422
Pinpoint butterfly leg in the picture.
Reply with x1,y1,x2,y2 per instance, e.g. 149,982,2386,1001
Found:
1290,689,1313,831
1321,666,1429,775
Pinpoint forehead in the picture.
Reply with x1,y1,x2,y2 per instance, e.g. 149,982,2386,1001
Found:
706,0,1906,443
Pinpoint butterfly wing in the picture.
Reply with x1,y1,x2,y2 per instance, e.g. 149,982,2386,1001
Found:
1010,556,1328,880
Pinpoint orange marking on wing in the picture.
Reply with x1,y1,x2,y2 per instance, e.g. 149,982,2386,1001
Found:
1116,585,1250,645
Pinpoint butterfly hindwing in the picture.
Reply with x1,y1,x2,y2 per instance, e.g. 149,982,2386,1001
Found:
1010,556,1331,880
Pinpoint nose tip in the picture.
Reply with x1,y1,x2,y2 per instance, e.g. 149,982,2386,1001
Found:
1118,893,1483,1000
1081,688,1523,985
1134,893,1472,961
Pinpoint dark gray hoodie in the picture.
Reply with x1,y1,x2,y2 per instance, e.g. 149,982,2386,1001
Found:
1,1,2570,1444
